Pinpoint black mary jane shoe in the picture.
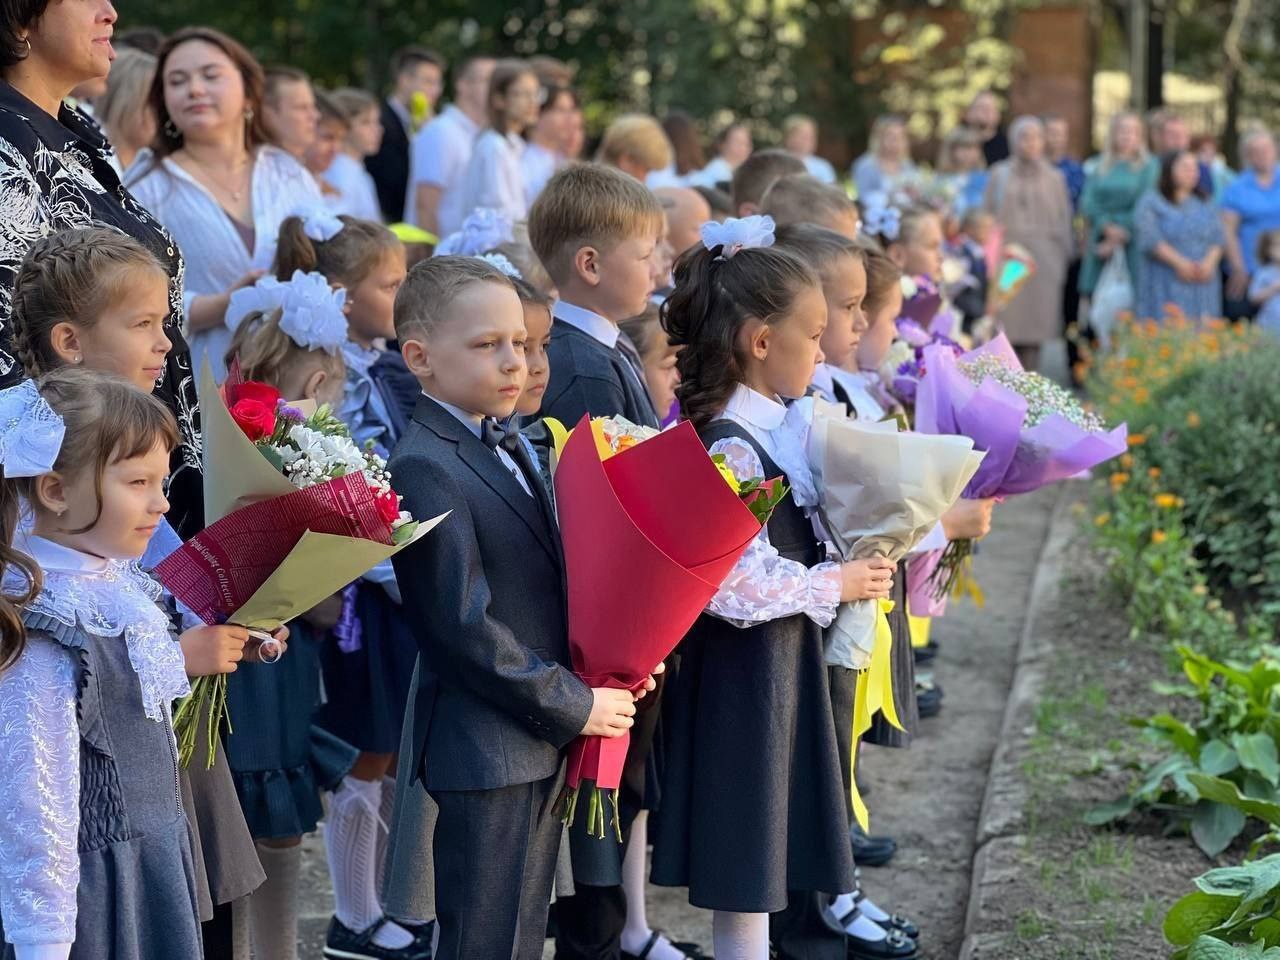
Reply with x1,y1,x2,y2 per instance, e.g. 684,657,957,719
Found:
850,891,919,940
323,917,433,960
912,640,939,665
915,679,944,719
851,822,898,867
622,929,713,960
834,902,918,960
398,919,435,957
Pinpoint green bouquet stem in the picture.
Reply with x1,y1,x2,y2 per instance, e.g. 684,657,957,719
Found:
555,781,623,841
928,537,973,601
172,673,232,769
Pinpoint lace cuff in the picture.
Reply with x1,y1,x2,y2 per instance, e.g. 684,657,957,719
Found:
15,944,73,960
0,637,80,948
705,437,843,629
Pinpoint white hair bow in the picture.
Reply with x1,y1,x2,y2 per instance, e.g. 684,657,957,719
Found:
0,380,65,478
862,194,901,241
226,275,288,333
277,270,349,355
302,210,347,243
700,215,776,259
478,252,523,279
435,209,516,257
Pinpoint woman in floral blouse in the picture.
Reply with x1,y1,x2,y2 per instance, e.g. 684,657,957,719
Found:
0,0,203,537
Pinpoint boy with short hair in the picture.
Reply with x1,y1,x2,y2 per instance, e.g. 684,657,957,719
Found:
389,256,643,960
730,147,806,217
528,163,670,960
761,173,862,239
530,163,667,431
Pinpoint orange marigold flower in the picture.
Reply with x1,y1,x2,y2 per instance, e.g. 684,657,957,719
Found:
1186,411,1201,428
1154,493,1179,509
1151,530,1168,545
1148,467,1162,479
1094,512,1111,527
1110,471,1130,490
1128,434,1147,447
1120,453,1134,469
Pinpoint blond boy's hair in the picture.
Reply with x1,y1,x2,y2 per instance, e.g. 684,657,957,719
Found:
394,256,516,340
760,174,857,229
528,163,665,283
597,114,673,174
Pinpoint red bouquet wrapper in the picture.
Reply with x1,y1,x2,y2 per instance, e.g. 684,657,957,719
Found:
554,416,765,831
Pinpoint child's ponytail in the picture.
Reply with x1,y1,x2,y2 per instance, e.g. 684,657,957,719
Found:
661,239,817,430
274,213,401,289
274,216,322,278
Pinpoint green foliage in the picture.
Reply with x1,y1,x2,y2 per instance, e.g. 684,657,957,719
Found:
1164,854,1280,958
1087,646,1280,857
1132,349,1280,616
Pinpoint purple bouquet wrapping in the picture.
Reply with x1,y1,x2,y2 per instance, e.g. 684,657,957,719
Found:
911,333,1128,599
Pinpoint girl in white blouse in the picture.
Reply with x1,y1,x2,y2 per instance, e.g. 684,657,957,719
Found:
325,87,386,223
454,60,541,228
125,28,321,383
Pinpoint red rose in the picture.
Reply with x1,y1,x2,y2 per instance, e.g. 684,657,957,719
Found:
227,380,282,411
373,488,401,525
230,398,277,441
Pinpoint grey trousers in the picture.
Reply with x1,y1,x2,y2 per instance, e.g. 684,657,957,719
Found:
431,772,565,960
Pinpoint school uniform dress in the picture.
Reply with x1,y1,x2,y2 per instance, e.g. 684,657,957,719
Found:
0,537,202,960
389,393,593,960
126,145,322,381
651,386,855,914
317,341,417,754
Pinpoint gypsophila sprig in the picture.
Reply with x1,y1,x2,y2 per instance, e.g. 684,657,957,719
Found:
959,354,1106,431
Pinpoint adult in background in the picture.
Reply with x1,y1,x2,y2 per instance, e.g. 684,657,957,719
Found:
598,113,674,183
965,89,1009,165
1221,127,1280,319
1148,108,1214,197
984,115,1073,371
126,27,321,382
691,119,751,189
648,110,707,188
783,113,837,184
851,114,917,201
0,0,202,536
935,124,987,217
365,46,444,223
1045,113,1088,383
1134,149,1223,321
261,64,317,162
1078,112,1153,308
409,55,494,236
97,45,156,175
522,81,576,205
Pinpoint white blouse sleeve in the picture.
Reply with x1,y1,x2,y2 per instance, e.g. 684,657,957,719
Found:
706,436,843,628
0,636,79,956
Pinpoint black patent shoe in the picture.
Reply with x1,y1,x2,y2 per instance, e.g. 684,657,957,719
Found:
851,822,897,867
916,679,944,718
323,917,433,960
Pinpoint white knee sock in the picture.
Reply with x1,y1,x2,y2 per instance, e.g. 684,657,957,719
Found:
325,777,414,949
250,843,301,960
620,813,688,960
375,775,396,912
829,892,888,942
231,895,252,960
712,911,769,960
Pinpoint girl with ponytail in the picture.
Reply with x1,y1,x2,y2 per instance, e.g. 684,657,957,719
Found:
651,217,896,960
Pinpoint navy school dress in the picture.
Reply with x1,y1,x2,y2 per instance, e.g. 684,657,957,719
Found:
0,613,203,959
650,421,855,913
224,621,358,839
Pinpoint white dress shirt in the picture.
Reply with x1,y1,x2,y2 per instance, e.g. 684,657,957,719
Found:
521,141,562,206
429,395,532,497
552,300,620,349
125,145,323,381
324,153,383,222
803,153,838,185
455,130,528,229
409,105,480,234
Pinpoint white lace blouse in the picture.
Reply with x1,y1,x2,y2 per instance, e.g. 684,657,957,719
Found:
0,536,189,959
707,385,842,628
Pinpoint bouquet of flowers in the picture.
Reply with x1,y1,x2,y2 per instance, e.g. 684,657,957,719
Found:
552,415,785,837
809,400,984,827
157,366,445,765
914,334,1127,598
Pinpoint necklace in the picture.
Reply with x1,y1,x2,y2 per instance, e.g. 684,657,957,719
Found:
180,149,251,204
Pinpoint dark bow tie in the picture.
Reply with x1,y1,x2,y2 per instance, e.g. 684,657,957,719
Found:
480,417,521,453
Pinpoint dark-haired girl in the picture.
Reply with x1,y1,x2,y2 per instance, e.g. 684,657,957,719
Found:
651,219,892,960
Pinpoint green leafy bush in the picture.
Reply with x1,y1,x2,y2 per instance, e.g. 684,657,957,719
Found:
1165,854,1280,957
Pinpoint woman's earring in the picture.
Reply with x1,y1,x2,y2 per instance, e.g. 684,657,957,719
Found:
163,119,181,140
19,37,31,58
72,355,82,364
244,106,254,122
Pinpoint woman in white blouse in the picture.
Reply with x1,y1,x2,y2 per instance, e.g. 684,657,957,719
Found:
454,59,541,227
125,27,321,382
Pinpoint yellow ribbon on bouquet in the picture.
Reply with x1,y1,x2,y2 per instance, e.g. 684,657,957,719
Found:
849,598,904,832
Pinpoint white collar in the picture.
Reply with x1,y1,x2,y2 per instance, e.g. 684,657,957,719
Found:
811,363,836,400
721,383,787,431
553,300,619,349
19,533,110,575
424,392,484,438
442,104,480,136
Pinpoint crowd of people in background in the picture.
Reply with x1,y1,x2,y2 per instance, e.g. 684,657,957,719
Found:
0,7,1271,960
